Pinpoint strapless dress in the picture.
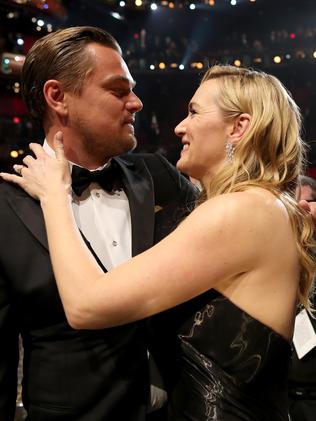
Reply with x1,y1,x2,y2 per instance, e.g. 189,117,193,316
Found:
150,289,291,420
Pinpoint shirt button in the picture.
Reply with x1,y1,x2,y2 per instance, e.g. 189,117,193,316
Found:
112,240,118,247
95,192,101,198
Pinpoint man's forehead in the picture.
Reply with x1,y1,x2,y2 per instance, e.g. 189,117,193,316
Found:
103,75,136,87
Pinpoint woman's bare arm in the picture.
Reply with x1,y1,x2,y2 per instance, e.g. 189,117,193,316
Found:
0,132,276,329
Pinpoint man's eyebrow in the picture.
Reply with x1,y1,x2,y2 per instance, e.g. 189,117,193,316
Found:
103,75,136,88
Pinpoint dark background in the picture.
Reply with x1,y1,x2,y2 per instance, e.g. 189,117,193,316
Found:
1,0,316,173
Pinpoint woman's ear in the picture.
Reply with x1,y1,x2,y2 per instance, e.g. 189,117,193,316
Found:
228,113,251,145
43,80,68,118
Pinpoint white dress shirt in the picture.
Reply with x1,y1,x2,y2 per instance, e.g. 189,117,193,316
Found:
43,141,132,270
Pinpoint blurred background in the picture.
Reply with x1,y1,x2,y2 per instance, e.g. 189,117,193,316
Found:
0,0,316,172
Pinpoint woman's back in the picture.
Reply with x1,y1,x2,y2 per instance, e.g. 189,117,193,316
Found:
212,187,300,342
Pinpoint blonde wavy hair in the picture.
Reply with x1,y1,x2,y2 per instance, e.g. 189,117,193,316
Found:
200,65,315,311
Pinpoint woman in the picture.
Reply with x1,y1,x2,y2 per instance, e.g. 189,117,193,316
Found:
2,65,315,420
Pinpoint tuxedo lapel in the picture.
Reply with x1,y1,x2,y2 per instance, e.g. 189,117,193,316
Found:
114,157,155,256
5,184,108,272
4,156,156,260
5,185,49,250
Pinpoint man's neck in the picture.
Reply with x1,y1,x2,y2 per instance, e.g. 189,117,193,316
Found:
43,140,111,171
45,125,109,169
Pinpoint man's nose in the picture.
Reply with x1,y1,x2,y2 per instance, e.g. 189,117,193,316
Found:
126,93,143,113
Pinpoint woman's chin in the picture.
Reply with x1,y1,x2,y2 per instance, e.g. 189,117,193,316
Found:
176,157,189,174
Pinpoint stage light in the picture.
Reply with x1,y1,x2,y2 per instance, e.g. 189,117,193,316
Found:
313,51,316,59
13,116,20,124
170,63,178,68
159,62,166,69
111,12,124,20
189,3,196,10
37,19,45,27
191,62,203,69
273,56,281,64
179,64,184,70
231,0,237,5
289,33,296,39
150,3,158,10
47,24,53,32
168,2,174,8
17,38,24,46
209,0,215,5
150,64,155,70
10,150,19,158
234,59,241,67
119,1,126,6
285,54,291,59
135,0,142,6
36,26,42,31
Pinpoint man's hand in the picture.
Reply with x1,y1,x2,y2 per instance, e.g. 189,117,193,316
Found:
299,200,316,225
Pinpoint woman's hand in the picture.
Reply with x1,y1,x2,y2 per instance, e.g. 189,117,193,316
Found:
0,131,71,204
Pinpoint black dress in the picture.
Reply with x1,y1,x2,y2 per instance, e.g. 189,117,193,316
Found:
150,289,291,421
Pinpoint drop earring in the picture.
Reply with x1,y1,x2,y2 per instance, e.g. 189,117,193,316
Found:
225,141,235,162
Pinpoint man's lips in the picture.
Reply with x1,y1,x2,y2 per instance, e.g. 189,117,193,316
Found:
124,116,135,125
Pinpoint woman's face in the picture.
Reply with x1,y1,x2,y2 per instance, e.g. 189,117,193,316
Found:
175,79,233,184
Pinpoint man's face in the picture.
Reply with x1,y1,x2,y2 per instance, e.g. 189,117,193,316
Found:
298,184,314,202
64,43,143,168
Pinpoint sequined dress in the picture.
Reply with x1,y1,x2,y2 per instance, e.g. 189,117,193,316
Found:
151,289,291,421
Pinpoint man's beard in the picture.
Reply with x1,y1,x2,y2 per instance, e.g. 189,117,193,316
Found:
72,114,137,163
81,133,137,163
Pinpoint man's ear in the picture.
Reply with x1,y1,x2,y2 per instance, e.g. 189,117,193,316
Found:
228,113,251,145
43,80,68,117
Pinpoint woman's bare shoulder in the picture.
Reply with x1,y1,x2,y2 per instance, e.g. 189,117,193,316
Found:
188,188,288,228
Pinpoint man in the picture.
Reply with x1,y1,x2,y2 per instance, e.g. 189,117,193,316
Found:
0,26,196,420
297,175,316,203
288,175,316,421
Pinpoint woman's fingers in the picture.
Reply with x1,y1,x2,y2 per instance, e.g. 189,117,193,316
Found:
0,171,25,186
54,131,66,161
13,164,24,175
29,142,48,158
23,155,35,167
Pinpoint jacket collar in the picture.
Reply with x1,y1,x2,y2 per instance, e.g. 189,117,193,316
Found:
4,155,155,260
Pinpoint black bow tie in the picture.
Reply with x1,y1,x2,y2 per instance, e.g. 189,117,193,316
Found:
71,162,122,196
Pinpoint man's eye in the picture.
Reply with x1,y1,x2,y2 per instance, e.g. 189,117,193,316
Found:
113,89,130,98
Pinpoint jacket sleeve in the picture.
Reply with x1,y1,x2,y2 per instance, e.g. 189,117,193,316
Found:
0,261,19,420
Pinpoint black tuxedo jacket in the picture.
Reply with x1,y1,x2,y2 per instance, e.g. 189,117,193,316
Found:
0,152,197,421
